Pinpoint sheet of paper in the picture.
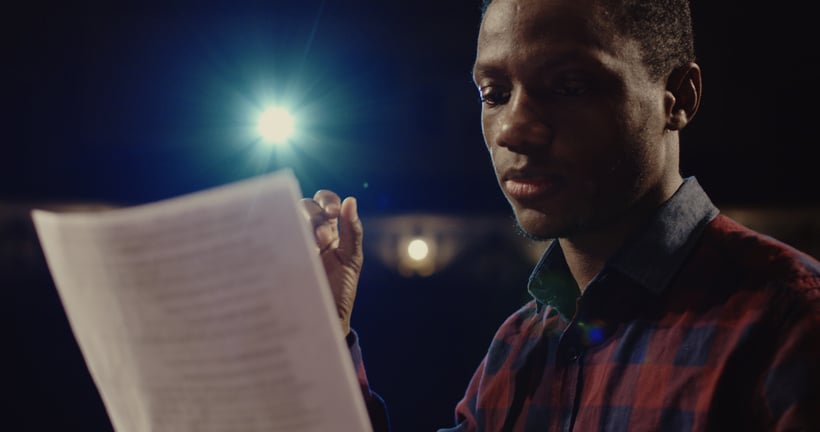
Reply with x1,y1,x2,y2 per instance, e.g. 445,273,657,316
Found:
31,169,373,432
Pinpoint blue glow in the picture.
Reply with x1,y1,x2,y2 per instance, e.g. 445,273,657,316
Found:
587,327,605,344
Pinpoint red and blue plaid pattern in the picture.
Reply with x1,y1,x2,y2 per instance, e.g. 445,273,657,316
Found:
351,178,820,431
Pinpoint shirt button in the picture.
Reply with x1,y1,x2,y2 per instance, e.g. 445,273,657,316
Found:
567,347,579,362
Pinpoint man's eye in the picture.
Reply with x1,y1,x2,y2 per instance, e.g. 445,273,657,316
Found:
479,88,510,106
553,80,589,96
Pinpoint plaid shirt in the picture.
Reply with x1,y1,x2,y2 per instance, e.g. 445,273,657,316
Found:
351,177,820,432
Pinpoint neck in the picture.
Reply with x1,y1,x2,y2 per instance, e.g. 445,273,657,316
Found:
559,229,625,292
559,175,683,292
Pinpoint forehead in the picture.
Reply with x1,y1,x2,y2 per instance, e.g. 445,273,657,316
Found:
472,0,651,84
476,0,622,69
482,0,608,39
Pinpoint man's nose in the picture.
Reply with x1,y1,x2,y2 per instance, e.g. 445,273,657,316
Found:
491,90,552,152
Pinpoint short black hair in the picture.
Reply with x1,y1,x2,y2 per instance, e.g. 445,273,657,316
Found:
479,0,695,81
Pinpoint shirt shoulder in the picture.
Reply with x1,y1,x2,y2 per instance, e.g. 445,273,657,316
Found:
697,214,820,310
492,300,542,339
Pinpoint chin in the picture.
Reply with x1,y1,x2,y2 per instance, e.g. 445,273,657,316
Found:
512,207,565,241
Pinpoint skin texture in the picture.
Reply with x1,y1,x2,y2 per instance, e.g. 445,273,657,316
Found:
302,0,702,331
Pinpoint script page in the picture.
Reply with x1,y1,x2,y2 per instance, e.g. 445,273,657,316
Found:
31,170,373,432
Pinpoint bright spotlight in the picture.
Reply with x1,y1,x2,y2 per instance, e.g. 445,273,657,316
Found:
407,238,429,261
258,107,295,144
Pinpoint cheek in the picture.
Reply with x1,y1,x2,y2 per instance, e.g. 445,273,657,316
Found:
480,114,493,150
481,116,502,166
559,115,625,169
487,147,505,182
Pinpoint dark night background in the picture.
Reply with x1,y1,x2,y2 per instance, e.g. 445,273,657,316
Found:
2,1,818,431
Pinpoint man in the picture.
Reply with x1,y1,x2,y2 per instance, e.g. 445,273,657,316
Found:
301,0,820,430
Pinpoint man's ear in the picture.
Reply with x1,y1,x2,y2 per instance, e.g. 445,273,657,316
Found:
664,62,702,131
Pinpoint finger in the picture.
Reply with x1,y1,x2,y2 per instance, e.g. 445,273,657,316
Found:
312,190,342,252
313,189,342,217
338,196,364,266
299,197,338,252
299,198,329,226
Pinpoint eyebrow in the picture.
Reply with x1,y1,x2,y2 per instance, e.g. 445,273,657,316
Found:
471,64,505,84
472,50,608,83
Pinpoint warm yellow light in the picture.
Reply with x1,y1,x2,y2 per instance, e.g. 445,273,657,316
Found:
257,107,295,144
407,238,429,261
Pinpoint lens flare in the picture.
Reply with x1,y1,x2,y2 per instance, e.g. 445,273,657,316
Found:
257,107,295,145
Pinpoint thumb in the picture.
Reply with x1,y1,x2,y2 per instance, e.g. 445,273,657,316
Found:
339,196,363,265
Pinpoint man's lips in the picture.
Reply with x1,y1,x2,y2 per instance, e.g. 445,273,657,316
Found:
503,175,562,200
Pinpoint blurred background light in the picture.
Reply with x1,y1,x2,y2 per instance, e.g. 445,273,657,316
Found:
365,214,550,278
398,235,436,277
407,238,429,261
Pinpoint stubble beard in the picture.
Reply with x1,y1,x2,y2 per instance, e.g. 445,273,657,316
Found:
510,210,591,243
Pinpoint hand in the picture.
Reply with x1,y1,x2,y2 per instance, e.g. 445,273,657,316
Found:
300,190,363,336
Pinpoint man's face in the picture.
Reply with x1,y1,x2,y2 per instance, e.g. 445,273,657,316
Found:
473,0,674,240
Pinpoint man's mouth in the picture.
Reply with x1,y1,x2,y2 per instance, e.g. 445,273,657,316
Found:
503,175,563,200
